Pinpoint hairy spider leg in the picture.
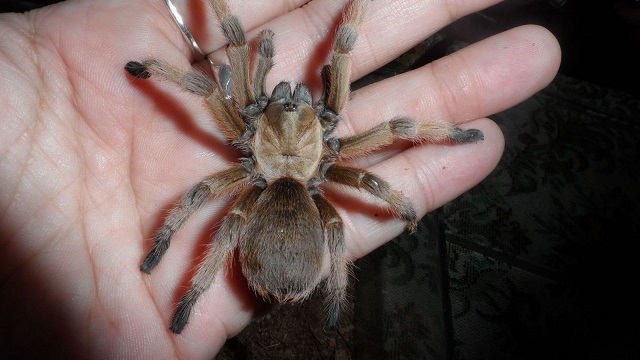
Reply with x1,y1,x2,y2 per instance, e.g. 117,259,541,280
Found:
254,29,275,104
140,165,250,273
326,164,418,231
327,117,484,232
125,59,245,140
313,194,349,329
338,116,484,159
170,185,263,333
325,0,369,115
208,0,253,108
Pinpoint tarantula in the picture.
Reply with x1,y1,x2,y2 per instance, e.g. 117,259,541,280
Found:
125,0,482,334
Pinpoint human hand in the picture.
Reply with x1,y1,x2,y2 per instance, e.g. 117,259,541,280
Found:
0,0,560,358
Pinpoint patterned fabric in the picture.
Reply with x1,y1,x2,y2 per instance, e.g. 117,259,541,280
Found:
353,212,450,360
444,74,640,360
352,70,640,359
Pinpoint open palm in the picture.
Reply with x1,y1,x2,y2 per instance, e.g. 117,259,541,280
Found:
0,0,560,358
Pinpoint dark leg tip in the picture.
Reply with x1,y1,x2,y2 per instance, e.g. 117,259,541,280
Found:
140,236,170,274
323,324,337,332
452,127,484,143
140,254,159,274
323,317,337,332
170,301,193,334
169,323,184,334
139,263,152,274
125,61,150,79
323,300,341,332
399,201,417,233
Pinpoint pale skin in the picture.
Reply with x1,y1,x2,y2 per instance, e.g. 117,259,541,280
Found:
0,0,560,358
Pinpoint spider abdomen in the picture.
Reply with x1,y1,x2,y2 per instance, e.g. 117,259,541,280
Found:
239,178,324,301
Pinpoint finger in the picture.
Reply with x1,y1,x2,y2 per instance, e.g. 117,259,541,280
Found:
113,0,309,74
339,117,502,260
201,0,504,86
343,24,561,136
177,0,334,56
335,25,560,258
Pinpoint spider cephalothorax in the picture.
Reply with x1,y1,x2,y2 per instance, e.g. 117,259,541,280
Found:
125,0,483,334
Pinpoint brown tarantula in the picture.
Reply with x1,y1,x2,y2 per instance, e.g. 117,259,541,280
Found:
125,0,482,334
